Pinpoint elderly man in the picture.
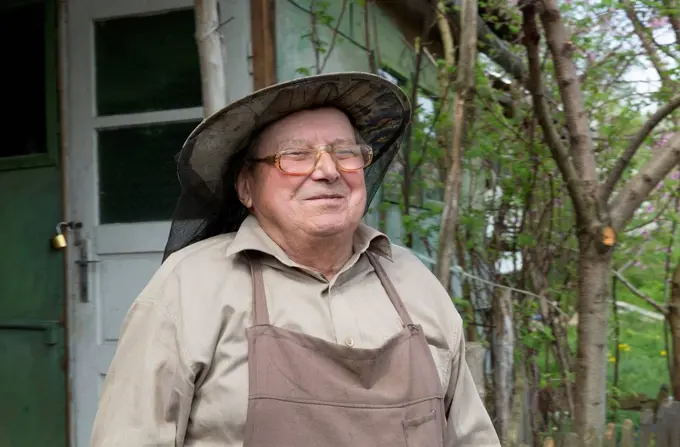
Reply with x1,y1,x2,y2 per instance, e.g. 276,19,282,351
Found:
90,72,500,447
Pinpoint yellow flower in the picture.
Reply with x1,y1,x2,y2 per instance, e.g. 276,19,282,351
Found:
617,343,631,352
608,357,616,363
661,350,667,357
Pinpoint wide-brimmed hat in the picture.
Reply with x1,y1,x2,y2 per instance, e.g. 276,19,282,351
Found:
163,71,412,261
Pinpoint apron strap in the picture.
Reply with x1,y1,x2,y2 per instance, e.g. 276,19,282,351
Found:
366,252,414,326
246,251,411,327
246,254,271,326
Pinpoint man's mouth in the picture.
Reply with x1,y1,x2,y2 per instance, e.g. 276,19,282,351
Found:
306,194,345,200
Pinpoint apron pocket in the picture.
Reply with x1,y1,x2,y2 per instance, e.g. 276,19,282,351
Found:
402,409,438,447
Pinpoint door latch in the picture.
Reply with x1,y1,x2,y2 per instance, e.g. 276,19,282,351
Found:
74,224,98,303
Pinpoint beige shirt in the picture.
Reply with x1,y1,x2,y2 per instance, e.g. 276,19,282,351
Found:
90,215,500,447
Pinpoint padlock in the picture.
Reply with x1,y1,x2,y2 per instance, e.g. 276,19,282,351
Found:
52,223,68,249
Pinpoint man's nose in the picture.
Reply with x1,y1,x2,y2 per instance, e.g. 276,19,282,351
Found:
310,152,340,181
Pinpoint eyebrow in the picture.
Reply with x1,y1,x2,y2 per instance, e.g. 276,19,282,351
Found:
277,137,356,147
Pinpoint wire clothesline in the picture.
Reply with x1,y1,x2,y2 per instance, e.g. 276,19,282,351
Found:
411,251,569,318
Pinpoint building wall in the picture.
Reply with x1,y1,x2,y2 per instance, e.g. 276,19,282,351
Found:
271,0,494,318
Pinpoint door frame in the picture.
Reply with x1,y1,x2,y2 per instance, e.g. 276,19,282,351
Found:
61,1,201,446
61,0,257,445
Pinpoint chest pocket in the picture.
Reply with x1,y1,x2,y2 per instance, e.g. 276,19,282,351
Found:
428,345,453,392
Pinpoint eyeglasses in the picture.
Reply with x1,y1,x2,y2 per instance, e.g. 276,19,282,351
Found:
250,143,373,175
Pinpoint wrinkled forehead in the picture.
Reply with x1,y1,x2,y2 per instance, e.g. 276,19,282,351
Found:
254,107,360,154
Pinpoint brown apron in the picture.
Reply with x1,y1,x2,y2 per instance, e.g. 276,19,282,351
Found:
243,252,447,447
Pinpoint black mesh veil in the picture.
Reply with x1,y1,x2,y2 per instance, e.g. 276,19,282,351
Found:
162,72,412,261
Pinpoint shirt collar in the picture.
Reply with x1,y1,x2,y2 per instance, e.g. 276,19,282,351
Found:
224,214,392,267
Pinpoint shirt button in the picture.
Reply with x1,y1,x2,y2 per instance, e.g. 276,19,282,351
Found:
345,338,355,347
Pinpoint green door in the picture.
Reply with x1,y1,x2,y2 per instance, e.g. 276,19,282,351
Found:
0,1,67,446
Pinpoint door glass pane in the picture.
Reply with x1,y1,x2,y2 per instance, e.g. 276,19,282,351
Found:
98,121,200,224
95,9,202,116
1,1,47,157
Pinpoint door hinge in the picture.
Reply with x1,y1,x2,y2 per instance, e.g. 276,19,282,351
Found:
0,320,63,345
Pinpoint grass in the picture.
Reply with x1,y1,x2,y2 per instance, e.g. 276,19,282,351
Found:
605,309,670,427
528,309,669,444
532,308,669,430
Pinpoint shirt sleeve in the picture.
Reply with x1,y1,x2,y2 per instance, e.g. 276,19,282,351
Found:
445,330,501,447
89,299,195,447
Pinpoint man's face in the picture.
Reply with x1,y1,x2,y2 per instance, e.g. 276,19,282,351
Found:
236,107,367,240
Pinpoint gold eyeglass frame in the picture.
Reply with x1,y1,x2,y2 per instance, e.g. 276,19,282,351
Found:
250,144,374,176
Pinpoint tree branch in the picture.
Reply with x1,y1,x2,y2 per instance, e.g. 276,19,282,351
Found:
310,0,321,74
601,95,680,202
612,269,667,315
539,0,598,189
616,241,650,273
522,5,590,224
662,0,680,54
623,193,675,233
621,0,672,87
319,0,349,73
609,134,680,229
579,41,626,85
441,0,526,82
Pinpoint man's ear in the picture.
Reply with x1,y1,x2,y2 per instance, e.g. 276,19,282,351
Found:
236,168,253,208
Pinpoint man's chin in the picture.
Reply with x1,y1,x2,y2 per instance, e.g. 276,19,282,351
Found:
303,216,354,237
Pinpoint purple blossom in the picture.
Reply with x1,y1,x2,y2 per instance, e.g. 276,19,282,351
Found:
655,132,674,149
649,17,668,28
646,203,655,213
671,170,680,181
634,260,648,270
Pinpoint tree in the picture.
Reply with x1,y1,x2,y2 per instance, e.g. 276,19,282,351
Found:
519,1,680,442
435,0,479,295
670,260,680,399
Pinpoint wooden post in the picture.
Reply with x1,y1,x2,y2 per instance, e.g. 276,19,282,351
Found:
564,432,580,447
620,419,634,447
656,401,680,447
670,401,680,447
195,0,227,115
604,422,616,447
250,0,276,90
639,408,654,447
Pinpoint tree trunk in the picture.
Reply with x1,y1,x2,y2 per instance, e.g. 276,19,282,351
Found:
455,236,477,342
574,240,613,445
434,0,455,173
401,36,426,248
508,358,531,446
194,0,226,115
670,261,680,400
435,0,477,292
493,288,515,443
